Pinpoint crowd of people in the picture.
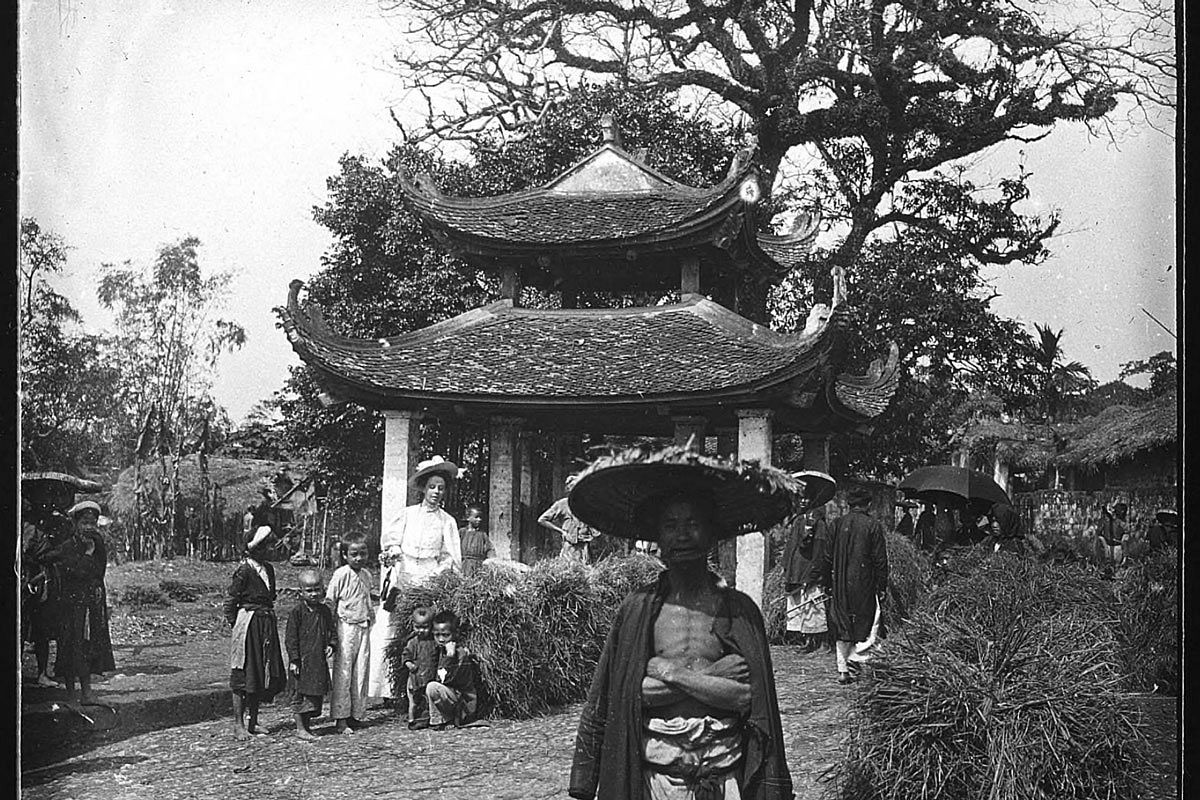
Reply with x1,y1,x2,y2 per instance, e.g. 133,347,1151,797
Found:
224,456,484,739
22,446,1180,798
21,498,116,708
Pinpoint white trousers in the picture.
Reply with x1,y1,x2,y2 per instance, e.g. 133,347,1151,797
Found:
367,607,401,698
331,620,370,720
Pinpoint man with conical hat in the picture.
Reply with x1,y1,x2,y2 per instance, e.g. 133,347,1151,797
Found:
568,445,803,800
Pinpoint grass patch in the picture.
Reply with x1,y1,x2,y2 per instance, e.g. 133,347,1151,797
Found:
113,584,172,609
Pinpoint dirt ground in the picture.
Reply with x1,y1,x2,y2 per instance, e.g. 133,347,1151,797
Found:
23,628,850,800
21,558,1176,799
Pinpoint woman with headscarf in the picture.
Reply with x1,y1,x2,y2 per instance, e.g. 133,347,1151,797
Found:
371,456,462,701
990,502,1027,555
223,523,286,738
47,501,116,706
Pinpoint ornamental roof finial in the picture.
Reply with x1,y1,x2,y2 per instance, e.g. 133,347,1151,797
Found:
600,113,622,147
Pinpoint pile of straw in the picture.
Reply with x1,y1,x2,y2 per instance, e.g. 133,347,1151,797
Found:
835,551,1147,799
383,553,662,719
1113,547,1179,694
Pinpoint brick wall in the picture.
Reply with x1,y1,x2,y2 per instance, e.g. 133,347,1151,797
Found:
1014,488,1179,540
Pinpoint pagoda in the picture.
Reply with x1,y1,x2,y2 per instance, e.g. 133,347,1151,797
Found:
278,117,899,604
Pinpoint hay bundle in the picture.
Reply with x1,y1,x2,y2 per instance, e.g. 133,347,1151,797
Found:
883,530,929,622
1114,547,1179,694
523,557,607,704
381,554,666,719
838,604,1143,800
762,563,787,644
928,552,1113,637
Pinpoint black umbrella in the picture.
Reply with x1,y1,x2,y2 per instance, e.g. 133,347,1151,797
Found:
897,465,1010,510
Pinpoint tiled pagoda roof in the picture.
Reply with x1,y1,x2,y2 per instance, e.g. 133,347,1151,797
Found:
398,144,818,274
276,281,897,427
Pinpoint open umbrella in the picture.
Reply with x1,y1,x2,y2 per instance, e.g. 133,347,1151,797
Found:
897,465,1009,510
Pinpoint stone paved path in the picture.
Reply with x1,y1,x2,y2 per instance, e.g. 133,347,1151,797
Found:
22,646,851,800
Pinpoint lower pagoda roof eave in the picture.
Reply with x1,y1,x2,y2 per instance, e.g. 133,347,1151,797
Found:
305,365,825,414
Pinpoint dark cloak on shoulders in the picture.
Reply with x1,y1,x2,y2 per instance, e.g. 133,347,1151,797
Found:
569,572,793,800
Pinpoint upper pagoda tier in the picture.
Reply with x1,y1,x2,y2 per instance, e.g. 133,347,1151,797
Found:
398,120,819,295
276,279,899,436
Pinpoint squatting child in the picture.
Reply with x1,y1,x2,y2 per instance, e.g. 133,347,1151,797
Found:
425,610,479,730
285,569,336,741
325,532,375,734
224,525,287,740
402,606,437,729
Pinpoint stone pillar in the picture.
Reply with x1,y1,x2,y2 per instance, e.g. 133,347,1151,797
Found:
381,410,421,550
672,415,707,451
489,417,522,561
518,431,535,562
681,255,701,295
735,409,773,609
714,428,738,585
800,434,830,473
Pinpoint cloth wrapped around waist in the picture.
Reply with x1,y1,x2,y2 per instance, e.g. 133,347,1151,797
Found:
643,715,743,800
229,606,276,669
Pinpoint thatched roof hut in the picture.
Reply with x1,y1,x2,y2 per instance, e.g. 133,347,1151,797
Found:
1057,392,1177,471
108,455,309,522
953,417,1061,472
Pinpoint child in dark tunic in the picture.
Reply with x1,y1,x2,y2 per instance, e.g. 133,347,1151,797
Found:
458,505,496,578
403,606,438,729
224,526,287,739
286,569,336,741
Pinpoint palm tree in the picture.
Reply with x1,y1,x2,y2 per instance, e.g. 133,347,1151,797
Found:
1029,323,1094,421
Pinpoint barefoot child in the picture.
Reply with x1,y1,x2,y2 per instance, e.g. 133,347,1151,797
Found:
402,606,437,729
326,532,375,734
224,526,287,739
285,569,336,741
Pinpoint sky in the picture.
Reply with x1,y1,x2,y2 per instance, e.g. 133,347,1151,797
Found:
18,1,1178,425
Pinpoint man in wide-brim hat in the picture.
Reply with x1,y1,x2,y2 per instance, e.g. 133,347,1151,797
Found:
568,445,806,800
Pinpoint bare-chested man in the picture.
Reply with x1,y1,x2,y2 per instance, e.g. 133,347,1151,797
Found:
570,486,794,800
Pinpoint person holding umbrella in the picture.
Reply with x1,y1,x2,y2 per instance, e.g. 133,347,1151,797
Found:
819,486,889,685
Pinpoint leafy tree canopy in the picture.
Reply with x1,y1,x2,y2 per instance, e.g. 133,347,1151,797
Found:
384,0,1173,274
1118,350,1176,398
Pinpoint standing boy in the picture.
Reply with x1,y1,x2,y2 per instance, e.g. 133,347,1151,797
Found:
286,569,336,741
402,606,438,729
325,532,374,733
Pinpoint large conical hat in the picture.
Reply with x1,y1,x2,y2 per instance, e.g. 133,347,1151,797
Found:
568,444,808,541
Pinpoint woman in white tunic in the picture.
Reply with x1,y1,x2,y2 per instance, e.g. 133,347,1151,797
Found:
367,457,462,700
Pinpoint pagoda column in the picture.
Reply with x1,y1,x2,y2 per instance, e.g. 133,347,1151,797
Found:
801,434,831,473
715,427,738,586
518,431,535,561
735,409,773,609
672,415,707,451
489,416,522,561
381,410,422,550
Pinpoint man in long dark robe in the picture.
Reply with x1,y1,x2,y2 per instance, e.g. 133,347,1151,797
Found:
819,487,888,685
913,502,937,551
569,489,793,800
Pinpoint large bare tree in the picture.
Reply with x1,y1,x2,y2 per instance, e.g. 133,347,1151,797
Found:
384,0,1174,268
